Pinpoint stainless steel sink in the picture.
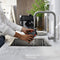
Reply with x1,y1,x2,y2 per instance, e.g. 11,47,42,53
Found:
11,38,51,46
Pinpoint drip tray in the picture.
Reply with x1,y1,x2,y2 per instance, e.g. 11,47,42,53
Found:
11,39,51,46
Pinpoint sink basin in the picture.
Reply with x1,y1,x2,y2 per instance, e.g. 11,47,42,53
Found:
10,31,53,46
11,38,51,46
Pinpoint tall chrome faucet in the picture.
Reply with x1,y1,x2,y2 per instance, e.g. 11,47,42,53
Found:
33,11,56,42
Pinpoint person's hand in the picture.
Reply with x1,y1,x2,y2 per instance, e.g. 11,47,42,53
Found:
21,27,34,34
20,34,33,43
14,32,33,43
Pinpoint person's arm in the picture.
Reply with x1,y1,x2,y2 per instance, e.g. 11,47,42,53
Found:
6,19,22,31
0,6,22,32
0,9,34,34
0,7,33,43
0,6,34,34
0,22,15,36
2,14,34,34
0,21,33,43
0,22,33,43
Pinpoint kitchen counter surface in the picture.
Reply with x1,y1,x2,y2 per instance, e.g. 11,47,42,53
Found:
0,36,60,60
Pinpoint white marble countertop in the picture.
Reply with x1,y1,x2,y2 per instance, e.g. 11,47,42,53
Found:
0,36,60,60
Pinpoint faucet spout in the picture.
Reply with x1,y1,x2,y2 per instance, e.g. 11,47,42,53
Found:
33,11,56,42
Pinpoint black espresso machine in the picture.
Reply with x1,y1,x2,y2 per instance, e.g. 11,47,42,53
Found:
20,14,34,29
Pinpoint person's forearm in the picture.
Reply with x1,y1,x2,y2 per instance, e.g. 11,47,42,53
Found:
14,32,33,43
14,32,22,39
1,10,22,32
21,27,27,32
6,20,23,31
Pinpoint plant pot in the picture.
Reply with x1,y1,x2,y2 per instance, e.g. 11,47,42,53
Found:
36,15,44,31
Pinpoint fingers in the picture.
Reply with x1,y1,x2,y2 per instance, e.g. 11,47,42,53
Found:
29,37,33,40
29,29,34,32
27,29,34,32
28,35,34,40
25,39,31,43
26,34,33,37
27,40,32,43
28,38,33,41
29,34,33,37
26,36,33,43
25,29,34,34
27,37,33,43
26,38,34,43
24,31,29,34
25,32,28,34
23,34,34,43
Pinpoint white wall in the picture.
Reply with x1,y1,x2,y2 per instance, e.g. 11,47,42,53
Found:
49,0,60,40
49,0,55,37
55,0,60,40
0,0,17,20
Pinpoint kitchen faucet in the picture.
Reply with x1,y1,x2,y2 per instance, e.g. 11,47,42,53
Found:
33,11,56,42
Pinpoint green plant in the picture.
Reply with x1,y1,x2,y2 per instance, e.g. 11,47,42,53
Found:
27,0,49,17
